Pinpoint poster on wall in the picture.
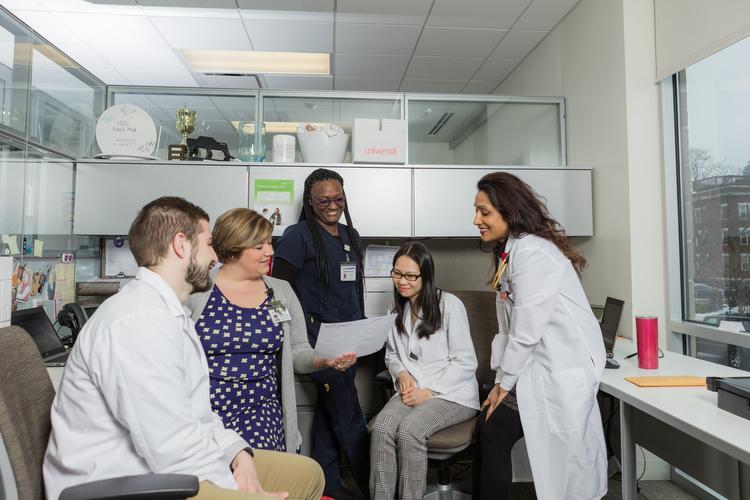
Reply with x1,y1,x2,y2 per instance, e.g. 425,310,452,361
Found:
254,179,294,228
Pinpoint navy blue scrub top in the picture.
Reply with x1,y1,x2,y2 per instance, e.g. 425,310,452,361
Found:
273,221,365,344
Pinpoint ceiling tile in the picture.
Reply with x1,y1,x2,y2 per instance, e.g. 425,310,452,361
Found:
415,27,506,58
18,12,83,45
119,70,199,87
335,0,431,25
400,79,467,93
514,0,580,30
263,74,333,90
427,0,532,29
137,0,238,7
236,0,334,13
335,54,410,78
90,46,187,72
53,43,112,71
36,0,140,14
405,56,483,80
474,58,521,81
56,12,168,48
490,29,547,59
239,7,332,22
1,0,45,10
88,68,131,86
151,18,251,50
462,80,499,94
334,77,401,92
335,24,421,56
141,7,241,19
243,19,333,52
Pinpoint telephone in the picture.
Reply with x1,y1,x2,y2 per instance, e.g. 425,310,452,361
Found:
58,302,88,343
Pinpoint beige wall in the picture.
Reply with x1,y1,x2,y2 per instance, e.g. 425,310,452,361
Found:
493,0,666,341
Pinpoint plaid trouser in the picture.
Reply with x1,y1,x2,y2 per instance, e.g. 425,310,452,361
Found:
369,394,478,500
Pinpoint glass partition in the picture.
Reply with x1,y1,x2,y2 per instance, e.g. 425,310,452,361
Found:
406,95,565,165
262,92,402,162
0,10,31,139
110,88,257,160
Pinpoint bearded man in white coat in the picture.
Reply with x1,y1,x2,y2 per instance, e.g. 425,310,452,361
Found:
43,196,324,500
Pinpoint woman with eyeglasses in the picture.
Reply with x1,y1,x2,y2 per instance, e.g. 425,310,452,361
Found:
272,168,369,500
369,242,479,500
471,172,607,500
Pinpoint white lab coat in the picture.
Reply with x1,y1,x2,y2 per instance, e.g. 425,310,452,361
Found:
43,268,247,500
385,292,480,410
491,234,608,500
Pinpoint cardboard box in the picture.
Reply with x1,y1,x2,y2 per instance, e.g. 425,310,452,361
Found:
352,118,406,164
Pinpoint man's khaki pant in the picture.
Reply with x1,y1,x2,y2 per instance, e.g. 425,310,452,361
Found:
194,450,324,500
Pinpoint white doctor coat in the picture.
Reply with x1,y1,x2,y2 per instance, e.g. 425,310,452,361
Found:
491,234,608,500
43,268,247,500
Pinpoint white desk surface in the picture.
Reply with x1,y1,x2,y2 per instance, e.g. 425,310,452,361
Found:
46,367,64,392
600,339,750,465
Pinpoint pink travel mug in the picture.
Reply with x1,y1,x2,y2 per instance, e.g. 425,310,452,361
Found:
636,316,659,369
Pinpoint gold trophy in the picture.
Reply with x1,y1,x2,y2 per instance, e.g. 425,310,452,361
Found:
175,103,196,145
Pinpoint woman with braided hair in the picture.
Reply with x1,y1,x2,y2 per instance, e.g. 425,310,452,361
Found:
272,168,369,500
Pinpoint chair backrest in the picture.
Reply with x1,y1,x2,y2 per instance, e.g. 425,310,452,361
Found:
0,325,56,500
450,291,498,401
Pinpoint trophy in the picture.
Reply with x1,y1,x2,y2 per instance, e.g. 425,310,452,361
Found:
175,103,196,145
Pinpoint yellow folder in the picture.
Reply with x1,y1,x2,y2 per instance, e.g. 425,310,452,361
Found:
624,376,707,387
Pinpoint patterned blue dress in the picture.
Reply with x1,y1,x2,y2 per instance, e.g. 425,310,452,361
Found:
196,284,287,451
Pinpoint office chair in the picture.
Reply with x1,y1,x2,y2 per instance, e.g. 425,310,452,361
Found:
0,325,199,500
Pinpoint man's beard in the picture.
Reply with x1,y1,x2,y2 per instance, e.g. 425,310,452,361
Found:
185,249,212,293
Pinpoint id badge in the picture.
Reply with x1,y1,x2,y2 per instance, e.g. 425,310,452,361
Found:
340,261,357,282
268,300,292,325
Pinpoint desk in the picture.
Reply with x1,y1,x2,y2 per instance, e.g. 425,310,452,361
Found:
600,340,750,500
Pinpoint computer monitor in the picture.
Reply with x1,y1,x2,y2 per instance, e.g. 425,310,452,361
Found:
600,297,625,357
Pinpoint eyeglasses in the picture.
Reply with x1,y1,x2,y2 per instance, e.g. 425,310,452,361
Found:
390,269,421,281
310,194,346,207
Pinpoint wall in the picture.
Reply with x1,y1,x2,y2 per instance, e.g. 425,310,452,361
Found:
494,0,667,342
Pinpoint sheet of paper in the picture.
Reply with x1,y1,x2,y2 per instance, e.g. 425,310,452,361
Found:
364,244,399,277
33,239,43,257
718,320,745,333
313,314,396,358
104,239,138,277
2,234,19,255
54,263,75,304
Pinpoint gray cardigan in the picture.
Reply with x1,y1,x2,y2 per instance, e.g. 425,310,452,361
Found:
184,267,317,453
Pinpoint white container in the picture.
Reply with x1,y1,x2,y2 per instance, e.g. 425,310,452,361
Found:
298,131,350,163
352,118,406,164
272,134,296,162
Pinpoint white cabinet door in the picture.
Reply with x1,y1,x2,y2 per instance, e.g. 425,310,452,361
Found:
414,167,593,237
250,164,412,238
74,162,248,235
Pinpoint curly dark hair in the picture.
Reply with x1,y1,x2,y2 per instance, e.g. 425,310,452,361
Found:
298,168,364,310
477,171,586,276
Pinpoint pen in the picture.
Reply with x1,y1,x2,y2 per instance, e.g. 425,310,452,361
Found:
624,352,638,360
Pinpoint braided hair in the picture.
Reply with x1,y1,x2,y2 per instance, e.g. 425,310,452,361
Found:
299,168,365,311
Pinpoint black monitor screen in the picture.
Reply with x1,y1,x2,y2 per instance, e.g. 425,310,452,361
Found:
11,307,66,358
600,297,625,352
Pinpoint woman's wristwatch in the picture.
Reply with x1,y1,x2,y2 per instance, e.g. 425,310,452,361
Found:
231,447,255,471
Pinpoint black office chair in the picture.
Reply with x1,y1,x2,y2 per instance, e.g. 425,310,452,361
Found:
0,325,199,500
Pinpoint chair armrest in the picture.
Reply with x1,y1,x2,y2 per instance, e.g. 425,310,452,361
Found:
58,474,199,500
375,369,392,386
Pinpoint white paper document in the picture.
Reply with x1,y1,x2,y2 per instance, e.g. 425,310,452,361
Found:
313,314,396,358
718,320,746,333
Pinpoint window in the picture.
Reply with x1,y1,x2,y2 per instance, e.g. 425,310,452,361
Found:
674,35,750,328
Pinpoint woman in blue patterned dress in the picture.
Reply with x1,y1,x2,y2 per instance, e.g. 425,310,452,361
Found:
185,208,356,453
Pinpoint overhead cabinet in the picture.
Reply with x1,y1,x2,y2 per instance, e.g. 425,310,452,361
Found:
73,161,592,238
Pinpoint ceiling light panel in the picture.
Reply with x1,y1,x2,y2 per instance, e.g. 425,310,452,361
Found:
182,50,330,75
427,0,532,29
335,24,421,55
415,27,508,58
243,19,333,52
151,18,251,50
